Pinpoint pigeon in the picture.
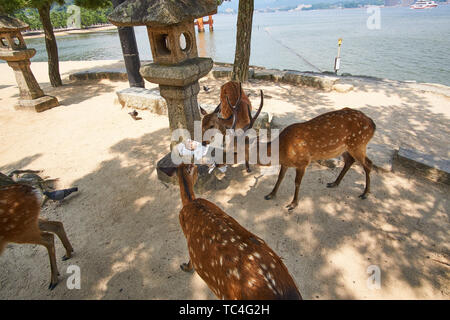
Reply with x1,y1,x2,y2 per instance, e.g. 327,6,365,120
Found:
128,110,142,120
43,187,78,201
203,85,211,93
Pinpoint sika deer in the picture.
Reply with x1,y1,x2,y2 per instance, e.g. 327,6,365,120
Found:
0,184,74,290
200,81,264,172
161,163,302,300
224,107,376,211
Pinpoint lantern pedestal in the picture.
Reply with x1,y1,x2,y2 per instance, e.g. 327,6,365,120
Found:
0,15,59,113
14,94,59,113
140,57,213,142
6,57,59,112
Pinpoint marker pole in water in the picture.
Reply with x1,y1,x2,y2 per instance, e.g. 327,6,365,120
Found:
334,38,342,75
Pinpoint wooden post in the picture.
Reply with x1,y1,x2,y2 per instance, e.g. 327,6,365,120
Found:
197,18,205,32
111,0,145,88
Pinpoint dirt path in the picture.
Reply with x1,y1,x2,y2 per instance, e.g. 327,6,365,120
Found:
0,61,448,299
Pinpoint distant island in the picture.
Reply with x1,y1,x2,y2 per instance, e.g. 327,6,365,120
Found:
218,0,448,13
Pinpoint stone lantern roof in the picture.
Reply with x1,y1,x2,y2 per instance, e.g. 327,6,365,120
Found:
109,0,218,27
0,15,29,32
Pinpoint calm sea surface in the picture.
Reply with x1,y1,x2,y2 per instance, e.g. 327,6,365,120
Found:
23,6,450,85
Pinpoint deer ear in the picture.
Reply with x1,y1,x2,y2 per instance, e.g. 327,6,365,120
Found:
159,166,177,177
200,107,208,116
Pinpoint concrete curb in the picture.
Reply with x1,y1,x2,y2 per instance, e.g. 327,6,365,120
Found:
393,147,450,185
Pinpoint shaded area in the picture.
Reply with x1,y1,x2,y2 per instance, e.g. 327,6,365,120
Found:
0,154,43,174
0,72,448,299
0,127,448,299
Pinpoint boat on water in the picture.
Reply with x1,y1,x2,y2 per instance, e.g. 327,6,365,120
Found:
410,1,438,9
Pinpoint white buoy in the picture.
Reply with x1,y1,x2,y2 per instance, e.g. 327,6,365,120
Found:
334,38,342,74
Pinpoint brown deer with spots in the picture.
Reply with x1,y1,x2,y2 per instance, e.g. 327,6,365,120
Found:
0,184,74,290
161,163,302,300
224,107,376,211
200,81,264,172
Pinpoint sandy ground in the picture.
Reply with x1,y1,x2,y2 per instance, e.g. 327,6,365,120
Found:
0,60,449,300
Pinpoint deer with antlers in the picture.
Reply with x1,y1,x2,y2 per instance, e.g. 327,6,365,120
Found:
161,163,302,300
220,107,376,211
0,183,74,290
200,81,264,172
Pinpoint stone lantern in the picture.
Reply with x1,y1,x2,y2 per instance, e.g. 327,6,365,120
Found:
0,15,59,112
109,0,217,141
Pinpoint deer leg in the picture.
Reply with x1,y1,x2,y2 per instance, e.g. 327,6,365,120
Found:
38,232,59,290
245,136,251,172
359,156,373,199
180,259,194,273
348,149,372,199
264,165,287,200
286,166,306,212
245,160,251,173
327,152,355,188
38,219,74,260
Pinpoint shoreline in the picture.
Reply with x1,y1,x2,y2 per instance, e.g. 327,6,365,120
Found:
22,24,116,39
67,59,450,94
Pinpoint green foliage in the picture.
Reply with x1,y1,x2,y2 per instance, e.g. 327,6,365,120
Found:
2,0,113,30
75,0,111,9
80,6,113,27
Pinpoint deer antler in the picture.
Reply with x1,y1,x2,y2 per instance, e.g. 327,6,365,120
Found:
213,103,221,114
244,90,264,131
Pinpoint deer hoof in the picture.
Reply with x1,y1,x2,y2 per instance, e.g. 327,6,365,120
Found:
327,182,338,188
264,194,274,200
359,193,368,200
180,263,194,273
286,203,297,212
48,281,58,290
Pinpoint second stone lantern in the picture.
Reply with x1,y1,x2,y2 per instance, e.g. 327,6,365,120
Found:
0,15,59,112
109,0,218,142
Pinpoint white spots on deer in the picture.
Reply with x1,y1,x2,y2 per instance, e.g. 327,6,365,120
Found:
228,268,240,280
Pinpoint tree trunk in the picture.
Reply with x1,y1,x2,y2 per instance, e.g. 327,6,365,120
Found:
232,0,254,82
38,3,62,87
112,0,145,88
